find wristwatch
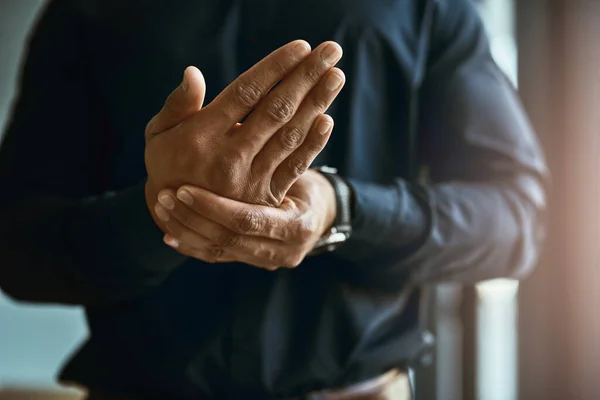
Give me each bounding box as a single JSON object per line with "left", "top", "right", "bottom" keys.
{"left": 309, "top": 166, "right": 353, "bottom": 255}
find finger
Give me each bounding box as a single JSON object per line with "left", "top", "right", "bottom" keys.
{"left": 176, "top": 237, "right": 295, "bottom": 270}
{"left": 204, "top": 40, "right": 311, "bottom": 129}
{"left": 175, "top": 234, "right": 284, "bottom": 270}
{"left": 157, "top": 202, "right": 239, "bottom": 264}
{"left": 174, "top": 186, "right": 299, "bottom": 241}
{"left": 236, "top": 42, "right": 343, "bottom": 154}
{"left": 161, "top": 190, "right": 247, "bottom": 249}
{"left": 159, "top": 189, "right": 284, "bottom": 249}
{"left": 215, "top": 237, "right": 305, "bottom": 269}
{"left": 145, "top": 66, "right": 206, "bottom": 142}
{"left": 271, "top": 114, "right": 334, "bottom": 199}
{"left": 164, "top": 234, "right": 223, "bottom": 263}
{"left": 252, "top": 68, "right": 344, "bottom": 181}
{"left": 159, "top": 190, "right": 299, "bottom": 268}
{"left": 154, "top": 201, "right": 223, "bottom": 257}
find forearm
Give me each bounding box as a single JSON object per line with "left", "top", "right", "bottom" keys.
{"left": 0, "top": 182, "right": 186, "bottom": 305}
{"left": 334, "top": 174, "right": 546, "bottom": 289}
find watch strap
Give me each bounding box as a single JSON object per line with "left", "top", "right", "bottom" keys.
{"left": 309, "top": 166, "right": 353, "bottom": 255}
{"left": 319, "top": 169, "right": 352, "bottom": 233}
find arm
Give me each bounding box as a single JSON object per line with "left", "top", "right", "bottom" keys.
{"left": 335, "top": 0, "right": 548, "bottom": 287}
{"left": 0, "top": 0, "right": 185, "bottom": 305}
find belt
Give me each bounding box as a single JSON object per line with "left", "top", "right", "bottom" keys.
{"left": 85, "top": 370, "right": 412, "bottom": 400}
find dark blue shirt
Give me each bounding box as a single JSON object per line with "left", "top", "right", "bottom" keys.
{"left": 0, "top": 0, "right": 548, "bottom": 398}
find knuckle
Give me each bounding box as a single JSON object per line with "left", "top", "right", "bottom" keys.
{"left": 312, "top": 97, "right": 330, "bottom": 114}
{"left": 222, "top": 149, "right": 246, "bottom": 167}
{"left": 216, "top": 232, "right": 241, "bottom": 248}
{"left": 234, "top": 79, "right": 263, "bottom": 108}
{"left": 216, "top": 150, "right": 246, "bottom": 181}
{"left": 206, "top": 244, "right": 225, "bottom": 259}
{"left": 265, "top": 96, "right": 295, "bottom": 123}
{"left": 278, "top": 125, "right": 304, "bottom": 151}
{"left": 288, "top": 157, "right": 309, "bottom": 177}
{"left": 302, "top": 65, "right": 323, "bottom": 83}
{"left": 235, "top": 209, "right": 266, "bottom": 234}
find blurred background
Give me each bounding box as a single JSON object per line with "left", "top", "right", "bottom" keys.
{"left": 0, "top": 1, "right": 87, "bottom": 398}
{"left": 1, "top": 0, "right": 599, "bottom": 399}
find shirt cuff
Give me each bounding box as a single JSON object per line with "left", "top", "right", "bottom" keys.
{"left": 344, "top": 178, "right": 429, "bottom": 249}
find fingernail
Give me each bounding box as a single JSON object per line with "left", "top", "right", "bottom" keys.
{"left": 177, "top": 189, "right": 193, "bottom": 205}
{"left": 158, "top": 194, "right": 174, "bottom": 210}
{"left": 291, "top": 40, "right": 311, "bottom": 61}
{"left": 321, "top": 43, "right": 342, "bottom": 65}
{"left": 325, "top": 73, "right": 343, "bottom": 91}
{"left": 155, "top": 204, "right": 170, "bottom": 222}
{"left": 164, "top": 235, "right": 179, "bottom": 248}
{"left": 318, "top": 119, "right": 332, "bottom": 135}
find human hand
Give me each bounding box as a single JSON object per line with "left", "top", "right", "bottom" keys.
{"left": 153, "top": 169, "right": 337, "bottom": 269}
{"left": 144, "top": 40, "right": 345, "bottom": 229}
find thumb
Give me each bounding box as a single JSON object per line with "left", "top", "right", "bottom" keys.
{"left": 145, "top": 66, "right": 206, "bottom": 142}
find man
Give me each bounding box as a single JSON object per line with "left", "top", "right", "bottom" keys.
{"left": 0, "top": 0, "right": 548, "bottom": 399}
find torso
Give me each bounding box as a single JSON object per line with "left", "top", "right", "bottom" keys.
{"left": 62, "top": 1, "right": 429, "bottom": 397}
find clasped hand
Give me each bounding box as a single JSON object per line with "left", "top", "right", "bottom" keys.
{"left": 144, "top": 40, "right": 344, "bottom": 269}
{"left": 155, "top": 170, "right": 336, "bottom": 270}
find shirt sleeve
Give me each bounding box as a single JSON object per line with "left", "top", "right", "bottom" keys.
{"left": 0, "top": 0, "right": 186, "bottom": 305}
{"left": 333, "top": 0, "right": 549, "bottom": 290}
